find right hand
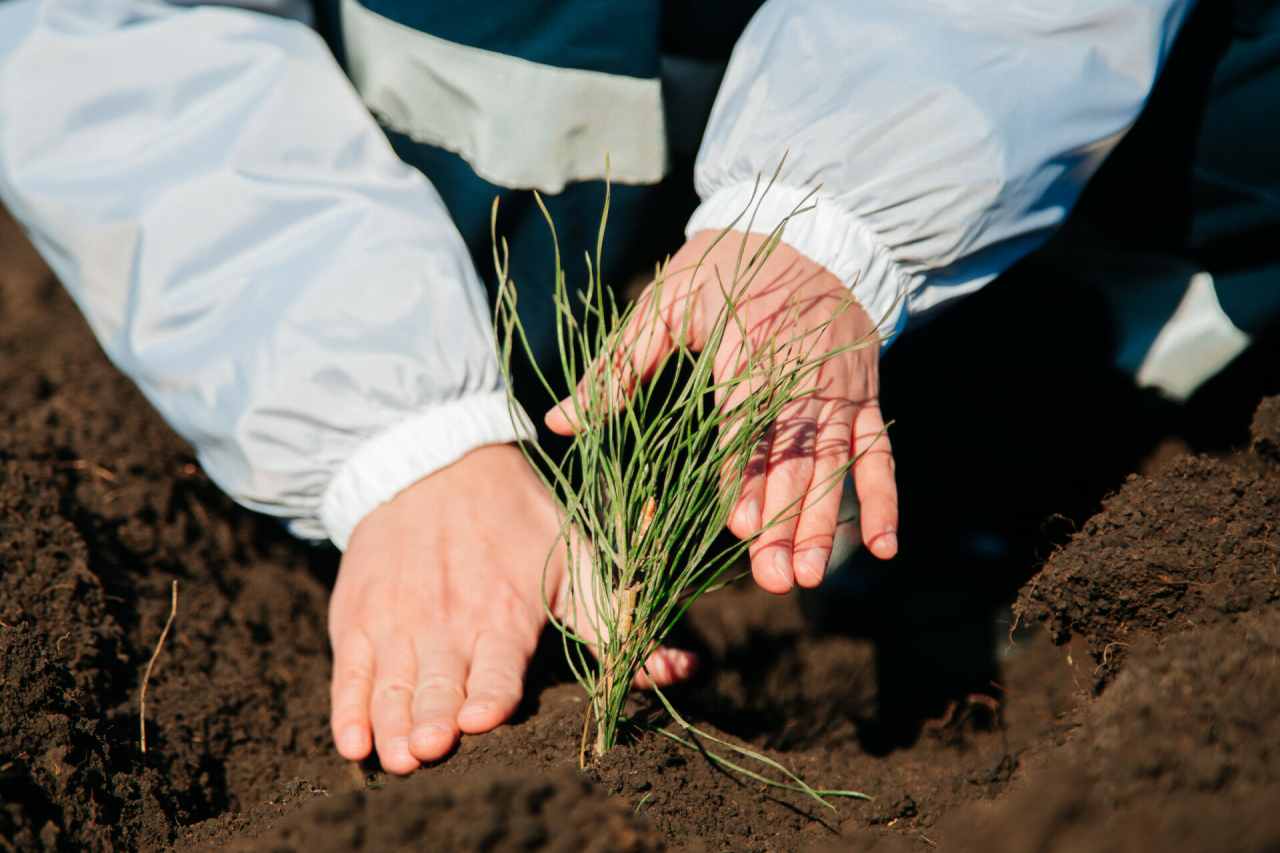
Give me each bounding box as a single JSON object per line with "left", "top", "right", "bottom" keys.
{"left": 545, "top": 231, "right": 899, "bottom": 594}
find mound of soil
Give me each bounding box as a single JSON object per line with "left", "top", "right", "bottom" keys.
{"left": 2, "top": 203, "right": 1279, "bottom": 852}
{"left": 935, "top": 400, "right": 1280, "bottom": 853}
{"left": 940, "top": 608, "right": 1280, "bottom": 853}
{"left": 1015, "top": 451, "right": 1280, "bottom": 685}
{"left": 219, "top": 767, "right": 662, "bottom": 853}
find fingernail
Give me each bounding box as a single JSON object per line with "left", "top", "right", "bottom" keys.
{"left": 412, "top": 722, "right": 447, "bottom": 741}
{"left": 797, "top": 548, "right": 829, "bottom": 583}
{"left": 340, "top": 726, "right": 368, "bottom": 754}
{"left": 878, "top": 527, "right": 898, "bottom": 556}
{"left": 459, "top": 701, "right": 492, "bottom": 719}
{"left": 746, "top": 499, "right": 762, "bottom": 531}
{"left": 772, "top": 548, "right": 792, "bottom": 583}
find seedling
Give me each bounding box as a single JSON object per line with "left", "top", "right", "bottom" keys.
{"left": 493, "top": 164, "right": 885, "bottom": 806}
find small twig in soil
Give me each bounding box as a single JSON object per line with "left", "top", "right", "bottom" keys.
{"left": 53, "top": 459, "right": 116, "bottom": 481}
{"left": 579, "top": 698, "right": 593, "bottom": 770}
{"left": 185, "top": 492, "right": 210, "bottom": 527}
{"left": 1094, "top": 641, "right": 1130, "bottom": 674}
{"left": 140, "top": 580, "right": 178, "bottom": 755}
{"left": 1003, "top": 609, "right": 1022, "bottom": 656}
{"left": 103, "top": 486, "right": 132, "bottom": 505}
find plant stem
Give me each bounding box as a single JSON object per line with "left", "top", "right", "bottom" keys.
{"left": 596, "top": 582, "right": 639, "bottom": 755}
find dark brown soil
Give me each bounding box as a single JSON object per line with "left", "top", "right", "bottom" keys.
{"left": 2, "top": 204, "right": 1279, "bottom": 852}
{"left": 1254, "top": 397, "right": 1280, "bottom": 471}
{"left": 215, "top": 766, "right": 664, "bottom": 853}
{"left": 0, "top": 209, "right": 346, "bottom": 852}
{"left": 940, "top": 608, "right": 1280, "bottom": 853}
{"left": 1015, "top": 452, "right": 1280, "bottom": 686}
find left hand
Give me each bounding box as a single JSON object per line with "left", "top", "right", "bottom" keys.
{"left": 545, "top": 229, "right": 899, "bottom": 594}
{"left": 328, "top": 444, "right": 695, "bottom": 774}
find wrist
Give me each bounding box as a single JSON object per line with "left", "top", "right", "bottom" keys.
{"left": 320, "top": 392, "right": 535, "bottom": 550}
{"left": 344, "top": 443, "right": 531, "bottom": 551}
{"left": 686, "top": 182, "right": 911, "bottom": 342}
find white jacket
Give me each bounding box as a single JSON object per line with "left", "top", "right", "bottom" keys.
{"left": 0, "top": 0, "right": 1194, "bottom": 547}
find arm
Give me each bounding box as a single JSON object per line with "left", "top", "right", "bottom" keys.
{"left": 0, "top": 0, "right": 530, "bottom": 548}
{"left": 548, "top": 0, "right": 1198, "bottom": 591}
{"left": 692, "top": 0, "right": 1198, "bottom": 334}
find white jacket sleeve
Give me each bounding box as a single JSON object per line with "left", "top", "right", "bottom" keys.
{"left": 0, "top": 0, "right": 532, "bottom": 549}
{"left": 689, "top": 0, "right": 1197, "bottom": 340}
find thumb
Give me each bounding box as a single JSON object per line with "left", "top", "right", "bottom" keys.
{"left": 544, "top": 280, "right": 685, "bottom": 435}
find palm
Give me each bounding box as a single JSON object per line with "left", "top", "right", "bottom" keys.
{"left": 546, "top": 230, "right": 898, "bottom": 594}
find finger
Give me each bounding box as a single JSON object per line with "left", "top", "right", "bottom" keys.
{"left": 717, "top": 303, "right": 771, "bottom": 541}
{"left": 548, "top": 528, "right": 598, "bottom": 634}
{"left": 330, "top": 632, "right": 375, "bottom": 761}
{"left": 726, "top": 431, "right": 768, "bottom": 541}
{"left": 852, "top": 402, "right": 898, "bottom": 559}
{"left": 406, "top": 646, "right": 468, "bottom": 764}
{"left": 458, "top": 629, "right": 535, "bottom": 735}
{"left": 545, "top": 276, "right": 691, "bottom": 435}
{"left": 369, "top": 644, "right": 422, "bottom": 774}
{"left": 791, "top": 398, "right": 855, "bottom": 587}
{"left": 748, "top": 398, "right": 820, "bottom": 594}
{"left": 634, "top": 646, "right": 699, "bottom": 690}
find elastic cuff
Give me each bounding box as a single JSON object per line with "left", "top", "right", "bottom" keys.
{"left": 686, "top": 181, "right": 913, "bottom": 342}
{"left": 316, "top": 390, "right": 536, "bottom": 550}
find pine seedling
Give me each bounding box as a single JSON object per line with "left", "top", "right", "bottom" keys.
{"left": 493, "top": 165, "right": 887, "bottom": 806}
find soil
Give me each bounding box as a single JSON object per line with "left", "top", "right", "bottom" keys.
{"left": 2, "top": 204, "right": 1279, "bottom": 852}
{"left": 1015, "top": 452, "right": 1280, "bottom": 687}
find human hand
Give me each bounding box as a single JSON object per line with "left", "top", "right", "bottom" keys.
{"left": 328, "top": 444, "right": 696, "bottom": 774}
{"left": 545, "top": 230, "right": 898, "bottom": 594}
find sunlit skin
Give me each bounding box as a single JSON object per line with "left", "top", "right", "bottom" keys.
{"left": 546, "top": 230, "right": 900, "bottom": 591}
{"left": 327, "top": 444, "right": 695, "bottom": 774}
{"left": 328, "top": 230, "right": 898, "bottom": 773}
